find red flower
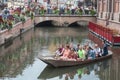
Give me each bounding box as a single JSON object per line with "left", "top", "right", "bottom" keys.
{"left": 40, "top": 6, "right": 44, "bottom": 10}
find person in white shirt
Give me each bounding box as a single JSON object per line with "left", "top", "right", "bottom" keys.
{"left": 94, "top": 44, "right": 102, "bottom": 57}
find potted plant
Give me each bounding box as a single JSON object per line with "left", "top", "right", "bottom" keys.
{"left": 40, "top": 6, "right": 45, "bottom": 16}
{"left": 7, "top": 20, "right": 13, "bottom": 30}
{"left": 20, "top": 14, "right": 26, "bottom": 24}
{"left": 30, "top": 11, "right": 34, "bottom": 20}
{"left": 53, "top": 7, "right": 59, "bottom": 15}
{"left": 66, "top": 8, "right": 71, "bottom": 15}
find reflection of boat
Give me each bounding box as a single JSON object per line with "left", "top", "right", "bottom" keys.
{"left": 38, "top": 52, "right": 112, "bottom": 67}
{"left": 38, "top": 65, "right": 80, "bottom": 79}
{"left": 38, "top": 59, "right": 111, "bottom": 79}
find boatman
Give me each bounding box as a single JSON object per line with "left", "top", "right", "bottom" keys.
{"left": 102, "top": 40, "right": 109, "bottom": 56}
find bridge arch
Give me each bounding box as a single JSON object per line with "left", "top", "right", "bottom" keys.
{"left": 34, "top": 16, "right": 96, "bottom": 27}
{"left": 68, "top": 20, "right": 89, "bottom": 27}
{"left": 36, "top": 20, "right": 62, "bottom": 27}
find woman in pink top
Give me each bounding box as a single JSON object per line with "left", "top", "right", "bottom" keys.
{"left": 60, "top": 45, "right": 71, "bottom": 60}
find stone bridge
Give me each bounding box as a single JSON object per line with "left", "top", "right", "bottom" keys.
{"left": 34, "top": 15, "right": 97, "bottom": 27}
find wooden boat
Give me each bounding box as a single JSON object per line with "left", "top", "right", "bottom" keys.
{"left": 38, "top": 59, "right": 111, "bottom": 79}
{"left": 38, "top": 52, "right": 112, "bottom": 67}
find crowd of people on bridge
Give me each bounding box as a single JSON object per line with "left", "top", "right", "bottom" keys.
{"left": 34, "top": 4, "right": 96, "bottom": 16}
{"left": 55, "top": 40, "right": 109, "bottom": 61}
{"left": 0, "top": 3, "right": 96, "bottom": 31}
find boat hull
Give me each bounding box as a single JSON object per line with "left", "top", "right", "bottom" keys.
{"left": 39, "top": 53, "right": 112, "bottom": 67}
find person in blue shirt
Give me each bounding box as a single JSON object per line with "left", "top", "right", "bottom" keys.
{"left": 102, "top": 40, "right": 109, "bottom": 56}
{"left": 87, "top": 47, "right": 96, "bottom": 59}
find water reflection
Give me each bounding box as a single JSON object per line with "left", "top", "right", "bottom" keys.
{"left": 0, "top": 27, "right": 89, "bottom": 80}
{"left": 0, "top": 27, "right": 119, "bottom": 80}
{"left": 88, "top": 32, "right": 120, "bottom": 80}
{"left": 38, "top": 59, "right": 111, "bottom": 80}
{"left": 35, "top": 27, "right": 90, "bottom": 55}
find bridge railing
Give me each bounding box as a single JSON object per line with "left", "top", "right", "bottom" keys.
{"left": 34, "top": 14, "right": 96, "bottom": 17}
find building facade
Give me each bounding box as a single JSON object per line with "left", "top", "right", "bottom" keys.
{"left": 97, "top": 0, "right": 120, "bottom": 31}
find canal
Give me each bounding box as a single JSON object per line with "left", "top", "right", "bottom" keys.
{"left": 0, "top": 27, "right": 120, "bottom": 80}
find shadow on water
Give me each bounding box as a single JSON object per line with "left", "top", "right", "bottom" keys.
{"left": 38, "top": 59, "right": 111, "bottom": 80}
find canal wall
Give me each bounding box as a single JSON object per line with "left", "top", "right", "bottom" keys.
{"left": 0, "top": 18, "right": 35, "bottom": 46}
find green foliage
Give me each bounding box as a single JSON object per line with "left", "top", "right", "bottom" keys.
{"left": 21, "top": 15, "right": 26, "bottom": 23}
{"left": 0, "top": 23, "right": 3, "bottom": 30}
{"left": 0, "top": 21, "right": 13, "bottom": 30}
{"left": 40, "top": 10, "right": 45, "bottom": 16}
{"left": 8, "top": 23, "right": 13, "bottom": 30}
{"left": 13, "top": 14, "right": 21, "bottom": 22}
{"left": 30, "top": 12, "right": 34, "bottom": 20}
{"left": 90, "top": 10, "right": 96, "bottom": 16}
{"left": 2, "top": 22, "right": 8, "bottom": 30}
{"left": 25, "top": 10, "right": 31, "bottom": 17}
{"left": 75, "top": 9, "right": 83, "bottom": 15}
{"left": 53, "top": 10, "right": 59, "bottom": 14}
{"left": 67, "top": 9, "right": 71, "bottom": 15}
{"left": 77, "top": 9, "right": 83, "bottom": 15}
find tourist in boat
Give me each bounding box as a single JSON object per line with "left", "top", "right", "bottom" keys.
{"left": 69, "top": 42, "right": 76, "bottom": 51}
{"left": 68, "top": 48, "right": 78, "bottom": 60}
{"left": 60, "top": 45, "right": 71, "bottom": 60}
{"left": 94, "top": 44, "right": 102, "bottom": 57}
{"left": 102, "top": 40, "right": 109, "bottom": 56}
{"left": 77, "top": 46, "right": 85, "bottom": 60}
{"left": 87, "top": 47, "right": 96, "bottom": 59}
{"left": 55, "top": 44, "right": 65, "bottom": 56}
{"left": 75, "top": 44, "right": 80, "bottom": 52}
{"left": 83, "top": 45, "right": 89, "bottom": 59}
